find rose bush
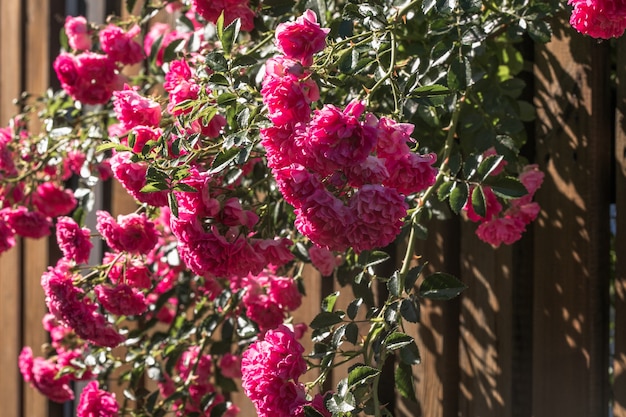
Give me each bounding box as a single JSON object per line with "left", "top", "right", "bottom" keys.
{"left": 1, "top": 0, "right": 617, "bottom": 416}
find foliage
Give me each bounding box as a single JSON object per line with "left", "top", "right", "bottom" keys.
{"left": 0, "top": 0, "right": 577, "bottom": 416}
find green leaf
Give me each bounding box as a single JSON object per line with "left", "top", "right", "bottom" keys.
{"left": 471, "top": 186, "right": 486, "bottom": 218}
{"left": 399, "top": 341, "right": 421, "bottom": 365}
{"left": 385, "top": 332, "right": 414, "bottom": 351}
{"left": 448, "top": 57, "right": 471, "bottom": 90}
{"left": 321, "top": 291, "right": 339, "bottom": 313}
{"left": 172, "top": 182, "right": 198, "bottom": 193}
{"left": 437, "top": 180, "right": 454, "bottom": 201}
{"left": 168, "top": 192, "right": 179, "bottom": 217}
{"left": 303, "top": 405, "right": 326, "bottom": 417}
{"left": 400, "top": 297, "right": 420, "bottom": 323}
{"left": 347, "top": 297, "right": 363, "bottom": 320}
{"left": 345, "top": 322, "right": 359, "bottom": 344}
{"left": 126, "top": 0, "right": 137, "bottom": 14}
{"left": 362, "top": 250, "right": 390, "bottom": 268}
{"left": 140, "top": 182, "right": 169, "bottom": 193}
{"left": 410, "top": 84, "right": 452, "bottom": 98}
{"left": 484, "top": 176, "right": 528, "bottom": 198}
{"left": 395, "top": 362, "right": 417, "bottom": 402}
{"left": 206, "top": 52, "right": 229, "bottom": 73}
{"left": 419, "top": 272, "right": 467, "bottom": 300}
{"left": 422, "top": 0, "right": 436, "bottom": 13}
{"left": 449, "top": 182, "right": 469, "bottom": 214}
{"left": 347, "top": 365, "right": 380, "bottom": 389}
{"left": 404, "top": 265, "right": 424, "bottom": 292}
{"left": 387, "top": 271, "right": 400, "bottom": 297}
{"left": 310, "top": 311, "right": 344, "bottom": 329}
{"left": 217, "top": 92, "right": 238, "bottom": 106}
{"left": 96, "top": 142, "right": 132, "bottom": 153}
{"left": 219, "top": 18, "right": 241, "bottom": 55}
{"left": 209, "top": 147, "right": 240, "bottom": 174}
{"left": 477, "top": 155, "right": 504, "bottom": 181}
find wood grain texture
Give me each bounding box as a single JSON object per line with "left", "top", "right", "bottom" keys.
{"left": 0, "top": 0, "right": 23, "bottom": 415}
{"left": 532, "top": 17, "right": 611, "bottom": 416}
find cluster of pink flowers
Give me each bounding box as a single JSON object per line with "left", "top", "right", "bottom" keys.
{"left": 164, "top": 58, "right": 227, "bottom": 139}
{"left": 41, "top": 259, "right": 125, "bottom": 347}
{"left": 55, "top": 17, "right": 146, "bottom": 104}
{"left": 169, "top": 166, "right": 294, "bottom": 278}
{"left": 0, "top": 180, "right": 79, "bottom": 254}
{"left": 19, "top": 314, "right": 94, "bottom": 403}
{"left": 232, "top": 270, "right": 302, "bottom": 332}
{"left": 191, "top": 0, "right": 256, "bottom": 32}
{"left": 241, "top": 325, "right": 330, "bottom": 417}
{"left": 465, "top": 164, "right": 544, "bottom": 247}
{"left": 158, "top": 346, "right": 239, "bottom": 417}
{"left": 260, "top": 11, "right": 437, "bottom": 252}
{"left": 569, "top": 0, "right": 626, "bottom": 38}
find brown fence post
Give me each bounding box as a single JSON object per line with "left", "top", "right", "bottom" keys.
{"left": 532, "top": 16, "right": 611, "bottom": 416}
{"left": 612, "top": 35, "right": 626, "bottom": 417}
{"left": 0, "top": 0, "right": 24, "bottom": 415}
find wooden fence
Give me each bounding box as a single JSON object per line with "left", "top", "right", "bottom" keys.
{"left": 1, "top": 2, "right": 625, "bottom": 416}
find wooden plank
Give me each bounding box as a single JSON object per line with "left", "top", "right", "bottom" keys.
{"left": 532, "top": 17, "right": 611, "bottom": 416}
{"left": 397, "top": 218, "right": 460, "bottom": 417}
{"left": 458, "top": 224, "right": 514, "bottom": 417}
{"left": 22, "top": 0, "right": 59, "bottom": 415}
{"left": 0, "top": 0, "right": 24, "bottom": 415}
{"left": 612, "top": 35, "right": 626, "bottom": 417}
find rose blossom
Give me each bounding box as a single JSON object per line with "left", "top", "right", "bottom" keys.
{"left": 303, "top": 102, "right": 377, "bottom": 175}
{"left": 113, "top": 85, "right": 162, "bottom": 131}
{"left": 475, "top": 216, "right": 526, "bottom": 248}
{"left": 77, "top": 381, "right": 119, "bottom": 417}
{"left": 464, "top": 186, "right": 503, "bottom": 222}
{"left": 56, "top": 216, "right": 93, "bottom": 263}
{"left": 275, "top": 10, "right": 330, "bottom": 66}
{"left": 4, "top": 206, "right": 52, "bottom": 239}
{"left": 262, "top": 72, "right": 319, "bottom": 126}
{"left": 99, "top": 24, "right": 144, "bottom": 65}
{"left": 347, "top": 185, "right": 408, "bottom": 252}
{"left": 569, "top": 0, "right": 626, "bottom": 39}
{"left": 96, "top": 211, "right": 159, "bottom": 255}
{"left": 308, "top": 245, "right": 342, "bottom": 276}
{"left": 32, "top": 182, "right": 77, "bottom": 218}
{"left": 95, "top": 284, "right": 147, "bottom": 316}
{"left": 19, "top": 347, "right": 74, "bottom": 403}
{"left": 109, "top": 151, "right": 169, "bottom": 206}
{"left": 219, "top": 353, "right": 242, "bottom": 379}
{"left": 64, "top": 16, "right": 92, "bottom": 51}
{"left": 191, "top": 0, "right": 256, "bottom": 32}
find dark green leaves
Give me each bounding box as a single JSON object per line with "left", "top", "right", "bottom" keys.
{"left": 419, "top": 272, "right": 467, "bottom": 300}
{"left": 347, "top": 365, "right": 380, "bottom": 389}
{"left": 484, "top": 176, "right": 528, "bottom": 198}
{"left": 310, "top": 311, "right": 344, "bottom": 329}
{"left": 216, "top": 14, "right": 241, "bottom": 55}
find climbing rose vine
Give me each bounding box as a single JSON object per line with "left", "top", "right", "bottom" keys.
{"left": 0, "top": 0, "right": 610, "bottom": 415}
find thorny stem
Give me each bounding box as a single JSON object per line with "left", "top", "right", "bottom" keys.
{"left": 399, "top": 93, "right": 465, "bottom": 281}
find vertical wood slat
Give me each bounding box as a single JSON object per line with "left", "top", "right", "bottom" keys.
{"left": 22, "top": 0, "right": 63, "bottom": 416}
{"left": 532, "top": 18, "right": 611, "bottom": 417}
{"left": 399, "top": 218, "right": 460, "bottom": 417}
{"left": 458, "top": 228, "right": 514, "bottom": 417}
{"left": 612, "top": 36, "right": 626, "bottom": 417}
{"left": 0, "top": 0, "right": 23, "bottom": 415}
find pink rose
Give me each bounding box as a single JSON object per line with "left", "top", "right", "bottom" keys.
{"left": 275, "top": 10, "right": 330, "bottom": 66}
{"left": 77, "top": 381, "right": 119, "bottom": 417}
{"left": 113, "top": 85, "right": 162, "bottom": 131}
{"left": 65, "top": 16, "right": 92, "bottom": 50}
{"left": 99, "top": 24, "right": 144, "bottom": 65}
